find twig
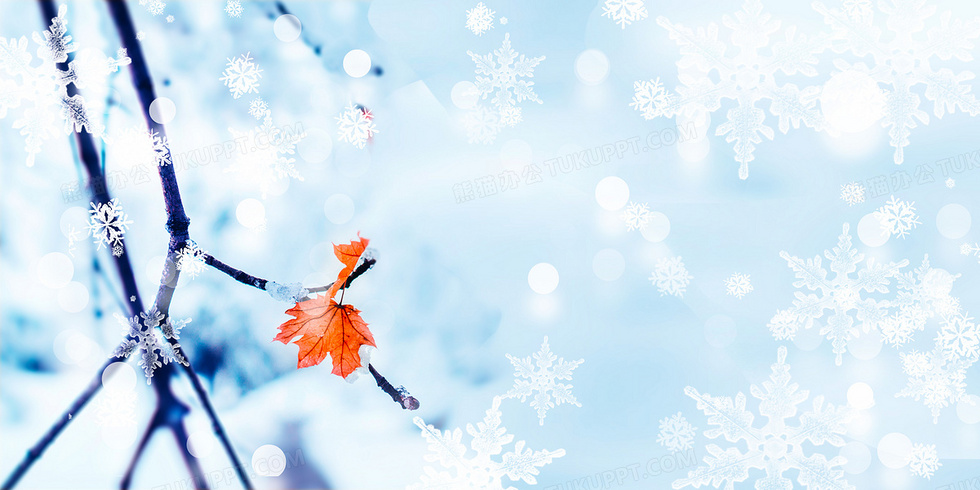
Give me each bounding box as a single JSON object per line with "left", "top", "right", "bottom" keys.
{"left": 369, "top": 365, "right": 420, "bottom": 411}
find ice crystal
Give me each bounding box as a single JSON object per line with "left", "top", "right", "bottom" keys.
{"left": 602, "top": 0, "right": 648, "bottom": 29}
{"left": 336, "top": 103, "right": 378, "bottom": 149}
{"left": 88, "top": 198, "right": 134, "bottom": 257}
{"left": 674, "top": 346, "right": 855, "bottom": 490}
{"left": 465, "top": 2, "right": 495, "bottom": 36}
{"left": 896, "top": 342, "right": 970, "bottom": 423}
{"left": 224, "top": 0, "right": 243, "bottom": 18}
{"left": 220, "top": 52, "right": 262, "bottom": 99}
{"left": 111, "top": 308, "right": 190, "bottom": 382}
{"left": 657, "top": 412, "right": 697, "bottom": 453}
{"left": 621, "top": 201, "right": 651, "bottom": 231}
{"left": 873, "top": 195, "right": 920, "bottom": 239}
{"left": 175, "top": 240, "right": 207, "bottom": 279}
{"left": 769, "top": 223, "right": 908, "bottom": 365}
{"left": 724, "top": 273, "right": 753, "bottom": 299}
{"left": 503, "top": 336, "right": 584, "bottom": 426}
{"left": 840, "top": 182, "right": 866, "bottom": 206}
{"left": 409, "top": 396, "right": 565, "bottom": 489}
{"left": 650, "top": 256, "right": 693, "bottom": 298}
{"left": 909, "top": 443, "right": 941, "bottom": 479}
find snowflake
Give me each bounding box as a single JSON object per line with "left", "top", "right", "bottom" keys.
{"left": 724, "top": 273, "right": 753, "bottom": 299}
{"left": 881, "top": 256, "right": 960, "bottom": 346}
{"left": 0, "top": 5, "right": 131, "bottom": 166}
{"left": 111, "top": 308, "right": 190, "bottom": 382}
{"left": 166, "top": 15, "right": 174, "bottom": 23}
{"left": 896, "top": 342, "right": 970, "bottom": 423}
{"left": 465, "top": 2, "right": 495, "bottom": 36}
{"left": 139, "top": 0, "right": 166, "bottom": 16}
{"left": 909, "top": 443, "right": 941, "bottom": 479}
{"left": 227, "top": 112, "right": 306, "bottom": 197}
{"left": 621, "top": 201, "right": 651, "bottom": 231}
{"left": 108, "top": 126, "right": 171, "bottom": 167}
{"left": 66, "top": 224, "right": 80, "bottom": 257}
{"left": 462, "top": 104, "right": 502, "bottom": 144}
{"left": 644, "top": 1, "right": 829, "bottom": 179}
{"left": 657, "top": 412, "right": 697, "bottom": 453}
{"left": 136, "top": 31, "right": 146, "bottom": 41}
{"left": 88, "top": 199, "right": 134, "bottom": 257}
{"left": 873, "top": 195, "right": 920, "bottom": 239}
{"left": 768, "top": 223, "right": 907, "bottom": 365}
{"left": 650, "top": 256, "right": 693, "bottom": 298}
{"left": 464, "top": 34, "right": 545, "bottom": 144}
{"left": 839, "top": 182, "right": 866, "bottom": 206}
{"left": 94, "top": 389, "right": 137, "bottom": 428}
{"left": 503, "top": 336, "right": 583, "bottom": 426}
{"left": 500, "top": 17, "right": 508, "bottom": 25}
{"left": 630, "top": 78, "right": 674, "bottom": 120}
{"left": 675, "top": 346, "right": 855, "bottom": 490}
{"left": 946, "top": 178, "right": 956, "bottom": 188}
{"left": 962, "top": 242, "right": 980, "bottom": 263}
{"left": 409, "top": 396, "right": 565, "bottom": 489}
{"left": 224, "top": 0, "right": 243, "bottom": 18}
{"left": 814, "top": 2, "right": 980, "bottom": 165}
{"left": 602, "top": 0, "right": 648, "bottom": 29}
{"left": 935, "top": 312, "right": 979, "bottom": 362}
{"left": 175, "top": 240, "right": 207, "bottom": 279}
{"left": 247, "top": 97, "right": 268, "bottom": 119}
{"left": 220, "top": 52, "right": 262, "bottom": 99}
{"left": 130, "top": 296, "right": 136, "bottom": 302}
{"left": 336, "top": 103, "right": 378, "bottom": 149}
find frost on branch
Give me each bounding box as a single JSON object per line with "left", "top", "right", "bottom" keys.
{"left": 674, "top": 346, "right": 856, "bottom": 490}
{"left": 266, "top": 281, "right": 309, "bottom": 303}
{"left": 111, "top": 308, "right": 190, "bottom": 383}
{"left": 503, "top": 336, "right": 583, "bottom": 425}
{"left": 175, "top": 240, "right": 207, "bottom": 279}
{"left": 409, "top": 396, "right": 565, "bottom": 490}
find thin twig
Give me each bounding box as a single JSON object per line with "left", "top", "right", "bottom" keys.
{"left": 369, "top": 365, "right": 420, "bottom": 410}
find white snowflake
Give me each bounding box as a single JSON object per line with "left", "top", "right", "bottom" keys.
{"left": 503, "top": 336, "right": 583, "bottom": 426}
{"left": 897, "top": 342, "right": 970, "bottom": 423}
{"left": 621, "top": 201, "right": 651, "bottom": 231}
{"left": 839, "top": 182, "right": 866, "bottom": 206}
{"left": 462, "top": 104, "right": 502, "bottom": 144}
{"left": 136, "top": 31, "right": 146, "bottom": 41}
{"left": 676, "top": 346, "right": 855, "bottom": 490}
{"left": 650, "top": 256, "right": 693, "bottom": 298}
{"left": 409, "top": 396, "right": 565, "bottom": 489}
{"left": 657, "top": 412, "right": 697, "bottom": 453}
{"left": 873, "top": 195, "right": 920, "bottom": 239}
{"left": 220, "top": 52, "right": 262, "bottom": 99}
{"left": 724, "top": 273, "right": 753, "bottom": 299}
{"left": 465, "top": 2, "right": 495, "bottom": 36}
{"left": 224, "top": 0, "right": 243, "bottom": 18}
{"left": 643, "top": 1, "right": 829, "bottom": 179}
{"left": 500, "top": 17, "right": 508, "bottom": 25}
{"left": 111, "top": 308, "right": 190, "bottom": 382}
{"left": 139, "top": 0, "right": 166, "bottom": 16}
{"left": 630, "top": 78, "right": 674, "bottom": 120}
{"left": 602, "top": 0, "right": 648, "bottom": 29}
{"left": 814, "top": 1, "right": 980, "bottom": 165}
{"left": 66, "top": 224, "right": 80, "bottom": 257}
{"left": 768, "top": 223, "right": 907, "bottom": 365}
{"left": 88, "top": 198, "right": 134, "bottom": 257}
{"left": 336, "top": 103, "right": 378, "bottom": 149}
{"left": 166, "top": 15, "right": 174, "bottom": 23}
{"left": 881, "top": 256, "right": 960, "bottom": 346}
{"left": 108, "top": 126, "right": 171, "bottom": 167}
{"left": 464, "top": 34, "right": 545, "bottom": 144}
{"left": 962, "top": 242, "right": 980, "bottom": 263}
{"left": 94, "top": 389, "right": 137, "bottom": 428}
{"left": 227, "top": 112, "right": 306, "bottom": 197}
{"left": 909, "top": 443, "right": 941, "bottom": 479}
{"left": 247, "top": 97, "right": 268, "bottom": 119}
{"left": 935, "top": 312, "right": 979, "bottom": 362}
{"left": 175, "top": 240, "right": 207, "bottom": 279}
{"left": 0, "top": 5, "right": 131, "bottom": 166}
{"left": 946, "top": 178, "right": 956, "bottom": 188}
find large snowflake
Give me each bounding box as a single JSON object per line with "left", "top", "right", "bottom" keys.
{"left": 227, "top": 112, "right": 305, "bottom": 197}
{"left": 813, "top": 1, "right": 980, "bottom": 164}
{"left": 464, "top": 34, "right": 545, "bottom": 144}
{"left": 909, "top": 443, "right": 941, "bottom": 479}
{"left": 409, "top": 396, "right": 565, "bottom": 489}
{"left": 896, "top": 342, "right": 970, "bottom": 423}
{"left": 650, "top": 256, "right": 693, "bottom": 298}
{"left": 336, "top": 103, "right": 378, "bottom": 149}
{"left": 220, "top": 52, "right": 262, "bottom": 99}
{"left": 111, "top": 308, "right": 190, "bottom": 383}
{"left": 0, "top": 5, "right": 130, "bottom": 166}
{"left": 768, "top": 223, "right": 907, "bottom": 365}
{"left": 674, "top": 346, "right": 855, "bottom": 490}
{"left": 657, "top": 412, "right": 697, "bottom": 453}
{"left": 503, "top": 336, "right": 583, "bottom": 426}
{"left": 638, "top": 0, "right": 829, "bottom": 179}
{"left": 602, "top": 0, "right": 648, "bottom": 30}
{"left": 88, "top": 198, "right": 134, "bottom": 257}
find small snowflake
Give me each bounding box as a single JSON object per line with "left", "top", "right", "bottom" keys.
{"left": 336, "top": 103, "right": 378, "bottom": 149}
{"left": 66, "top": 224, "right": 80, "bottom": 257}
{"left": 410, "top": 396, "right": 565, "bottom": 489}
{"left": 130, "top": 296, "right": 136, "bottom": 302}
{"left": 621, "top": 201, "right": 651, "bottom": 231}
{"left": 465, "top": 2, "right": 495, "bottom": 36}
{"left": 111, "top": 308, "right": 189, "bottom": 382}
{"left": 175, "top": 240, "right": 207, "bottom": 279}
{"left": 504, "top": 336, "right": 584, "bottom": 425}
{"left": 936, "top": 312, "right": 979, "bottom": 362}
{"left": 166, "top": 15, "right": 174, "bottom": 23}
{"left": 874, "top": 195, "right": 920, "bottom": 239}
{"left": 946, "top": 178, "right": 956, "bottom": 188}
{"left": 602, "top": 0, "right": 648, "bottom": 29}
{"left": 724, "top": 273, "right": 753, "bottom": 299}
{"left": 88, "top": 198, "right": 134, "bottom": 255}
{"left": 630, "top": 78, "right": 673, "bottom": 120}
{"left": 961, "top": 242, "right": 980, "bottom": 263}
{"left": 909, "top": 443, "right": 941, "bottom": 479}
{"left": 657, "top": 412, "right": 697, "bottom": 453}
{"left": 135, "top": 31, "right": 146, "bottom": 41}
{"left": 840, "top": 182, "right": 866, "bottom": 206}
{"left": 139, "top": 0, "right": 166, "bottom": 16}
{"left": 224, "top": 0, "right": 243, "bottom": 18}
{"left": 220, "top": 52, "right": 263, "bottom": 99}
{"left": 500, "top": 17, "right": 508, "bottom": 25}
{"left": 650, "top": 256, "right": 693, "bottom": 298}
{"left": 94, "top": 389, "right": 137, "bottom": 428}
{"left": 247, "top": 97, "right": 269, "bottom": 119}
{"left": 227, "top": 113, "right": 306, "bottom": 197}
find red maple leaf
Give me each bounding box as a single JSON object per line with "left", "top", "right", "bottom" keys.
{"left": 274, "top": 296, "right": 376, "bottom": 377}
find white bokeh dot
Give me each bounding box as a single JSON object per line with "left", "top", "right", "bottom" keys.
{"left": 574, "top": 49, "right": 609, "bottom": 85}
{"left": 323, "top": 194, "right": 355, "bottom": 225}
{"left": 592, "top": 248, "right": 625, "bottom": 281}
{"left": 103, "top": 362, "right": 138, "bottom": 392}
{"left": 273, "top": 14, "right": 302, "bottom": 42}
{"left": 149, "top": 97, "right": 176, "bottom": 124}
{"left": 640, "top": 212, "right": 670, "bottom": 242}
{"left": 595, "top": 176, "right": 629, "bottom": 211}
{"left": 704, "top": 314, "right": 737, "bottom": 348}
{"left": 343, "top": 49, "right": 372, "bottom": 78}
{"left": 236, "top": 198, "right": 266, "bottom": 229}
{"left": 252, "top": 444, "right": 287, "bottom": 477}
{"left": 187, "top": 431, "right": 216, "bottom": 459}
{"left": 857, "top": 214, "right": 889, "bottom": 247}
{"left": 957, "top": 394, "right": 980, "bottom": 424}
{"left": 53, "top": 330, "right": 94, "bottom": 365}
{"left": 877, "top": 432, "right": 913, "bottom": 469}
{"left": 37, "top": 252, "right": 74, "bottom": 289}
{"left": 847, "top": 382, "right": 875, "bottom": 410}
{"left": 297, "top": 128, "right": 332, "bottom": 163}
{"left": 58, "top": 281, "right": 90, "bottom": 313}
{"left": 820, "top": 70, "right": 885, "bottom": 133}
{"left": 840, "top": 441, "right": 872, "bottom": 474}
{"left": 528, "top": 263, "right": 559, "bottom": 294}
{"left": 451, "top": 81, "right": 480, "bottom": 110}
{"left": 936, "top": 203, "right": 971, "bottom": 239}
